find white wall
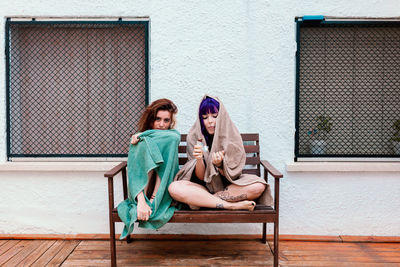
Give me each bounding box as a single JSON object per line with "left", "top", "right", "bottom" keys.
{"left": 1, "top": 0, "right": 400, "bottom": 236}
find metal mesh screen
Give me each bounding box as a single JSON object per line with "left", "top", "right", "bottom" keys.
{"left": 7, "top": 21, "right": 148, "bottom": 157}
{"left": 297, "top": 22, "right": 400, "bottom": 157}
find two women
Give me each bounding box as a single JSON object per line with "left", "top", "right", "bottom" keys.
{"left": 120, "top": 95, "right": 272, "bottom": 236}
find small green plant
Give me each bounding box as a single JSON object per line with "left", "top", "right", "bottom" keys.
{"left": 307, "top": 115, "right": 332, "bottom": 140}
{"left": 391, "top": 119, "right": 400, "bottom": 142}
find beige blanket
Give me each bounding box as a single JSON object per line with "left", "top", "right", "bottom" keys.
{"left": 174, "top": 95, "right": 273, "bottom": 206}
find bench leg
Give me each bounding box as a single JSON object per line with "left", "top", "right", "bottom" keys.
{"left": 110, "top": 222, "right": 116, "bottom": 267}
{"left": 262, "top": 223, "right": 267, "bottom": 244}
{"left": 273, "top": 221, "right": 279, "bottom": 267}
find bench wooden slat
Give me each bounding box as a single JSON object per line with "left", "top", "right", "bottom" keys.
{"left": 242, "top": 169, "right": 260, "bottom": 175}
{"left": 244, "top": 145, "right": 259, "bottom": 153}
{"left": 180, "top": 135, "right": 187, "bottom": 141}
{"left": 181, "top": 133, "right": 258, "bottom": 142}
{"left": 169, "top": 213, "right": 276, "bottom": 223}
{"left": 179, "top": 157, "right": 260, "bottom": 166}
{"left": 179, "top": 158, "right": 188, "bottom": 165}
{"left": 112, "top": 206, "right": 275, "bottom": 223}
{"left": 246, "top": 157, "right": 260, "bottom": 165}
{"left": 179, "top": 145, "right": 259, "bottom": 153}
{"left": 240, "top": 133, "right": 259, "bottom": 141}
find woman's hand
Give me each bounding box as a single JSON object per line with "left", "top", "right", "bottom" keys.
{"left": 212, "top": 150, "right": 225, "bottom": 167}
{"left": 136, "top": 192, "right": 152, "bottom": 221}
{"left": 131, "top": 134, "right": 140, "bottom": 145}
{"left": 193, "top": 144, "right": 204, "bottom": 160}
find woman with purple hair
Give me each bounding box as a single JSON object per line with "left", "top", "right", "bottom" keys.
{"left": 169, "top": 95, "right": 272, "bottom": 211}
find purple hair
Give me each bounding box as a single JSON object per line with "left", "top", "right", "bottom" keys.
{"left": 199, "top": 97, "right": 220, "bottom": 147}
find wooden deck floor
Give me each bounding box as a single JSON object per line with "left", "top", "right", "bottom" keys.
{"left": 1, "top": 238, "right": 400, "bottom": 266}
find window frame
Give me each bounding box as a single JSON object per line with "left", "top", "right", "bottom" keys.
{"left": 295, "top": 17, "right": 400, "bottom": 161}
{"left": 5, "top": 18, "right": 150, "bottom": 160}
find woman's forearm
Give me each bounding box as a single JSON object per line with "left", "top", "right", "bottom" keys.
{"left": 137, "top": 191, "right": 145, "bottom": 202}
{"left": 195, "top": 159, "right": 206, "bottom": 180}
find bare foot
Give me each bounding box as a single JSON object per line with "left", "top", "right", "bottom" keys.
{"left": 226, "top": 200, "right": 256, "bottom": 211}
{"left": 189, "top": 204, "right": 200, "bottom": 210}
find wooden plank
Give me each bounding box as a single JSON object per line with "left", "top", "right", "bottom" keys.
{"left": 17, "top": 240, "right": 56, "bottom": 267}
{"left": 240, "top": 133, "right": 259, "bottom": 141}
{"left": 0, "top": 240, "right": 7, "bottom": 247}
{"left": 180, "top": 134, "right": 259, "bottom": 143}
{"left": 279, "top": 235, "right": 342, "bottom": 242}
{"left": 104, "top": 161, "right": 127, "bottom": 178}
{"left": 4, "top": 234, "right": 397, "bottom": 243}
{"left": 2, "top": 240, "right": 44, "bottom": 267}
{"left": 179, "top": 156, "right": 261, "bottom": 165}
{"left": 244, "top": 145, "right": 259, "bottom": 153}
{"left": 246, "top": 157, "right": 260, "bottom": 165}
{"left": 178, "top": 158, "right": 188, "bottom": 165}
{"left": 180, "top": 134, "right": 187, "bottom": 142}
{"left": 280, "top": 262, "right": 400, "bottom": 267}
{"left": 341, "top": 235, "right": 400, "bottom": 243}
{"left": 0, "top": 240, "right": 21, "bottom": 256}
{"left": 242, "top": 168, "right": 260, "bottom": 175}
{"left": 60, "top": 259, "right": 111, "bottom": 267}
{"left": 0, "top": 240, "right": 27, "bottom": 265}
{"left": 45, "top": 240, "right": 80, "bottom": 266}
{"left": 30, "top": 240, "right": 66, "bottom": 267}
{"left": 74, "top": 240, "right": 269, "bottom": 254}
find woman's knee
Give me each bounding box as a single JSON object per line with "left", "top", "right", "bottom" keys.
{"left": 249, "top": 183, "right": 266, "bottom": 198}
{"left": 168, "top": 181, "right": 187, "bottom": 199}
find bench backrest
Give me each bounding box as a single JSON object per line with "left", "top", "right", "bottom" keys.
{"left": 178, "top": 133, "right": 260, "bottom": 176}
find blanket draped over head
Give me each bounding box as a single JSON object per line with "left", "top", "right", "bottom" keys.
{"left": 174, "top": 95, "right": 273, "bottom": 206}
{"left": 117, "top": 129, "right": 180, "bottom": 239}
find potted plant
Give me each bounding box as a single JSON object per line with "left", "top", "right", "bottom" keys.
{"left": 391, "top": 119, "right": 400, "bottom": 155}
{"left": 307, "top": 115, "right": 332, "bottom": 155}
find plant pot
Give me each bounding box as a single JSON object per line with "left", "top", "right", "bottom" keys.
{"left": 311, "top": 140, "right": 327, "bottom": 155}
{"left": 393, "top": 141, "right": 400, "bottom": 155}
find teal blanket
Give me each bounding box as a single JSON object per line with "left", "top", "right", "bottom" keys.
{"left": 117, "top": 129, "right": 180, "bottom": 239}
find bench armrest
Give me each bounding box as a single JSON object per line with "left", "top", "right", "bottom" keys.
{"left": 260, "top": 160, "right": 283, "bottom": 179}
{"left": 104, "top": 161, "right": 127, "bottom": 178}
{"left": 105, "top": 161, "right": 128, "bottom": 211}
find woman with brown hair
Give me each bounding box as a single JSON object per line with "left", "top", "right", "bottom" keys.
{"left": 118, "top": 98, "right": 180, "bottom": 239}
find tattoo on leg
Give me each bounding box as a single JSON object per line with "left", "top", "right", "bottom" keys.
{"left": 216, "top": 203, "right": 224, "bottom": 209}
{"left": 215, "top": 191, "right": 248, "bottom": 202}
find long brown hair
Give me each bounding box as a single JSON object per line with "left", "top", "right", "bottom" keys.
{"left": 137, "top": 98, "right": 178, "bottom": 132}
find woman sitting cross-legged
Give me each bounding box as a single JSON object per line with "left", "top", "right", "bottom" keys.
{"left": 117, "top": 98, "right": 180, "bottom": 239}
{"left": 168, "top": 95, "right": 272, "bottom": 211}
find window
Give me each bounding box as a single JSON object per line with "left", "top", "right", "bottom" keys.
{"left": 6, "top": 19, "right": 149, "bottom": 158}
{"left": 295, "top": 17, "right": 400, "bottom": 160}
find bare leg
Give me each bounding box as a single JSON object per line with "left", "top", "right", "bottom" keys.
{"left": 214, "top": 182, "right": 266, "bottom": 202}
{"left": 168, "top": 180, "right": 255, "bottom": 211}
{"left": 150, "top": 175, "right": 161, "bottom": 203}
{"left": 143, "top": 170, "right": 161, "bottom": 203}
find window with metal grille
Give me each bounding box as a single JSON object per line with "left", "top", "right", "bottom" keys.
{"left": 6, "top": 19, "right": 149, "bottom": 158}
{"left": 295, "top": 18, "right": 400, "bottom": 160}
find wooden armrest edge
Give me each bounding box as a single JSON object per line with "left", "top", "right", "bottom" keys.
{"left": 260, "top": 160, "right": 283, "bottom": 179}
{"left": 104, "top": 161, "right": 127, "bottom": 178}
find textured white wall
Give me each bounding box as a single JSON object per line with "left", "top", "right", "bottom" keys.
{"left": 0, "top": 0, "right": 400, "bottom": 236}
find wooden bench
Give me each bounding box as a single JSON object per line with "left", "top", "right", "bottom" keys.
{"left": 105, "top": 133, "right": 283, "bottom": 267}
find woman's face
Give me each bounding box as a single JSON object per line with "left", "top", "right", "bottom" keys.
{"left": 152, "top": 110, "right": 172, "bottom": 130}
{"left": 202, "top": 112, "right": 218, "bottom": 135}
